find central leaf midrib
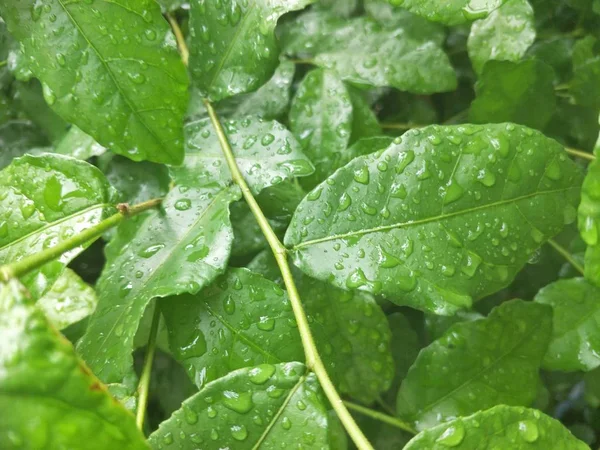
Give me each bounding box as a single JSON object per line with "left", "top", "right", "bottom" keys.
{"left": 292, "top": 186, "right": 577, "bottom": 249}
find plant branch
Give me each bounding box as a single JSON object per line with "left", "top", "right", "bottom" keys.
{"left": 204, "top": 99, "right": 374, "bottom": 450}
{"left": 343, "top": 400, "right": 416, "bottom": 434}
{"left": 565, "top": 147, "right": 596, "bottom": 161}
{"left": 0, "top": 198, "right": 162, "bottom": 282}
{"left": 547, "top": 239, "right": 584, "bottom": 275}
{"left": 165, "top": 13, "right": 188, "bottom": 66}
{"left": 136, "top": 303, "right": 161, "bottom": 430}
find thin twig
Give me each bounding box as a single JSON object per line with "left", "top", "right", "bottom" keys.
{"left": 344, "top": 400, "right": 417, "bottom": 435}
{"left": 547, "top": 239, "right": 584, "bottom": 276}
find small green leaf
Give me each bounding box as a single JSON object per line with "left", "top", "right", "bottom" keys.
{"left": 467, "top": 0, "right": 536, "bottom": 74}
{"left": 54, "top": 126, "right": 106, "bottom": 160}
{"left": 386, "top": 0, "right": 506, "bottom": 25}
{"left": 535, "top": 278, "right": 600, "bottom": 371}
{"left": 0, "top": 154, "right": 117, "bottom": 298}
{"left": 148, "top": 362, "right": 329, "bottom": 449}
{"left": 0, "top": 0, "right": 189, "bottom": 164}
{"left": 37, "top": 268, "right": 97, "bottom": 330}
{"left": 188, "top": 0, "right": 312, "bottom": 101}
{"left": 404, "top": 405, "right": 588, "bottom": 449}
{"left": 290, "top": 69, "right": 353, "bottom": 189}
{"left": 0, "top": 280, "right": 147, "bottom": 449}
{"left": 469, "top": 60, "right": 557, "bottom": 130}
{"left": 397, "top": 300, "right": 552, "bottom": 430}
{"left": 285, "top": 124, "right": 582, "bottom": 315}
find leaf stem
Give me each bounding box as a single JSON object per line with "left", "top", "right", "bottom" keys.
{"left": 136, "top": 303, "right": 161, "bottom": 430}
{"left": 565, "top": 147, "right": 596, "bottom": 161}
{"left": 203, "top": 99, "right": 374, "bottom": 450}
{"left": 547, "top": 239, "right": 584, "bottom": 275}
{"left": 165, "top": 13, "right": 188, "bottom": 66}
{"left": 343, "top": 400, "right": 416, "bottom": 434}
{"left": 0, "top": 198, "right": 162, "bottom": 282}
{"left": 0, "top": 60, "right": 6, "bottom": 68}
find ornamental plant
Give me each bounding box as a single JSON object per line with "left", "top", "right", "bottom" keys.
{"left": 1, "top": 0, "right": 600, "bottom": 448}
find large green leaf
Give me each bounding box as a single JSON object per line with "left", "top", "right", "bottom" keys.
{"left": 404, "top": 405, "right": 589, "bottom": 449}
{"left": 285, "top": 124, "right": 583, "bottom": 315}
{"left": 289, "top": 69, "right": 353, "bottom": 189}
{"left": 469, "top": 60, "right": 556, "bottom": 130}
{"left": 188, "top": 0, "right": 312, "bottom": 101}
{"left": 0, "top": 0, "right": 189, "bottom": 164}
{"left": 467, "top": 0, "right": 536, "bottom": 74}
{"left": 386, "top": 0, "right": 505, "bottom": 25}
{"left": 0, "top": 154, "right": 117, "bottom": 298}
{"left": 535, "top": 278, "right": 600, "bottom": 372}
{"left": 148, "top": 363, "right": 329, "bottom": 449}
{"left": 397, "top": 300, "right": 552, "bottom": 430}
{"left": 0, "top": 280, "right": 147, "bottom": 449}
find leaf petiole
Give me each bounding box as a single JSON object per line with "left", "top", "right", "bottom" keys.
{"left": 136, "top": 303, "right": 161, "bottom": 430}
{"left": 343, "top": 400, "right": 417, "bottom": 434}
{"left": 547, "top": 239, "right": 585, "bottom": 275}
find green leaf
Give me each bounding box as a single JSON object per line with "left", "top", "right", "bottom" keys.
{"left": 184, "top": 116, "right": 314, "bottom": 195}
{"left": 285, "top": 124, "right": 583, "bottom": 315}
{"left": 37, "top": 268, "right": 97, "bottom": 330}
{"left": 469, "top": 60, "right": 557, "bottom": 130}
{"left": 230, "top": 202, "right": 286, "bottom": 259}
{"left": 188, "top": 0, "right": 312, "bottom": 101}
{"left": 386, "top": 0, "right": 506, "bottom": 25}
{"left": 467, "top": 0, "right": 536, "bottom": 74}
{"left": 348, "top": 87, "right": 381, "bottom": 144}
{"left": 0, "top": 154, "right": 117, "bottom": 297}
{"left": 319, "top": 0, "right": 359, "bottom": 17}
{"left": 0, "top": 0, "right": 189, "bottom": 165}
{"left": 289, "top": 69, "right": 353, "bottom": 189}
{"left": 0, "top": 120, "right": 49, "bottom": 169}
{"left": 535, "top": 277, "right": 600, "bottom": 371}
{"left": 570, "top": 37, "right": 600, "bottom": 110}
{"left": 403, "top": 405, "right": 589, "bottom": 449}
{"left": 0, "top": 280, "right": 147, "bottom": 449}
{"left": 54, "top": 126, "right": 106, "bottom": 160}
{"left": 148, "top": 362, "right": 330, "bottom": 449}
{"left": 425, "top": 310, "right": 483, "bottom": 341}
{"left": 397, "top": 300, "right": 552, "bottom": 430}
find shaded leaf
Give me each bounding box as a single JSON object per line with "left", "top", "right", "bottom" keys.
{"left": 0, "top": 280, "right": 147, "bottom": 449}
{"left": 386, "top": 0, "right": 506, "bottom": 26}
{"left": 0, "top": 120, "right": 49, "bottom": 169}
{"left": 404, "top": 405, "right": 588, "bottom": 449}
{"left": 0, "top": 0, "right": 189, "bottom": 164}
{"left": 469, "top": 60, "right": 556, "bottom": 130}
{"left": 348, "top": 87, "right": 381, "bottom": 144}
{"left": 148, "top": 362, "right": 329, "bottom": 449}
{"left": 285, "top": 124, "right": 582, "bottom": 315}
{"left": 54, "top": 126, "right": 106, "bottom": 160}
{"left": 397, "top": 300, "right": 552, "bottom": 430}
{"left": 188, "top": 0, "right": 312, "bottom": 101}
{"left": 570, "top": 37, "right": 600, "bottom": 110}
{"left": 535, "top": 277, "right": 600, "bottom": 372}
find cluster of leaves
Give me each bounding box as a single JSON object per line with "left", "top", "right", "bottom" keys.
{"left": 0, "top": 0, "right": 600, "bottom": 449}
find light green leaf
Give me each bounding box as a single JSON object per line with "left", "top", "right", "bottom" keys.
{"left": 535, "top": 278, "right": 600, "bottom": 372}
{"left": 397, "top": 300, "right": 552, "bottom": 430}
{"left": 37, "top": 268, "right": 97, "bottom": 330}
{"left": 469, "top": 60, "right": 556, "bottom": 130}
{"left": 0, "top": 154, "right": 117, "bottom": 298}
{"left": 387, "top": 0, "right": 505, "bottom": 25}
{"left": 148, "top": 363, "right": 329, "bottom": 449}
{"left": 285, "top": 124, "right": 583, "bottom": 315}
{"left": 0, "top": 0, "right": 189, "bottom": 164}
{"left": 0, "top": 280, "right": 147, "bottom": 449}
{"left": 319, "top": 0, "right": 359, "bottom": 17}
{"left": 404, "top": 405, "right": 588, "bottom": 449}
{"left": 188, "top": 0, "right": 313, "bottom": 101}
{"left": 54, "top": 126, "right": 106, "bottom": 160}
{"left": 467, "top": 0, "right": 536, "bottom": 74}
{"left": 289, "top": 69, "right": 353, "bottom": 189}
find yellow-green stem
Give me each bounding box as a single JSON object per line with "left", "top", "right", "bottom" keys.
{"left": 343, "top": 400, "right": 416, "bottom": 434}
{"left": 136, "top": 303, "right": 161, "bottom": 430}
{"left": 566, "top": 147, "right": 596, "bottom": 161}
{"left": 166, "top": 14, "right": 188, "bottom": 66}
{"left": 204, "top": 99, "right": 374, "bottom": 450}
{"left": 548, "top": 239, "right": 584, "bottom": 275}
{"left": 0, "top": 198, "right": 162, "bottom": 282}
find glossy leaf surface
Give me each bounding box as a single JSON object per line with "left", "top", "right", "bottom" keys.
{"left": 535, "top": 278, "right": 600, "bottom": 372}
{"left": 467, "top": 0, "right": 536, "bottom": 74}
{"left": 54, "top": 126, "right": 106, "bottom": 160}
{"left": 285, "top": 124, "right": 582, "bottom": 315}
{"left": 188, "top": 0, "right": 312, "bottom": 101}
{"left": 0, "top": 0, "right": 189, "bottom": 164}
{"left": 387, "top": 0, "right": 505, "bottom": 25}
{"left": 404, "top": 405, "right": 588, "bottom": 449}
{"left": 397, "top": 300, "right": 552, "bottom": 430}
{"left": 148, "top": 363, "right": 329, "bottom": 449}
{"left": 0, "top": 280, "right": 147, "bottom": 449}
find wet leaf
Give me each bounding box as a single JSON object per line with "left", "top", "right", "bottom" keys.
{"left": 0, "top": 0, "right": 189, "bottom": 164}
{"left": 0, "top": 280, "right": 147, "bottom": 449}
{"left": 188, "top": 0, "right": 312, "bottom": 101}
{"left": 535, "top": 277, "right": 600, "bottom": 372}
{"left": 148, "top": 362, "right": 329, "bottom": 449}
{"left": 467, "top": 0, "right": 536, "bottom": 74}
{"left": 386, "top": 0, "right": 506, "bottom": 25}
{"left": 397, "top": 300, "right": 552, "bottom": 430}
{"left": 285, "top": 124, "right": 582, "bottom": 315}
{"left": 54, "top": 126, "right": 106, "bottom": 160}
{"left": 404, "top": 405, "right": 588, "bottom": 449}
{"left": 570, "top": 37, "right": 600, "bottom": 110}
